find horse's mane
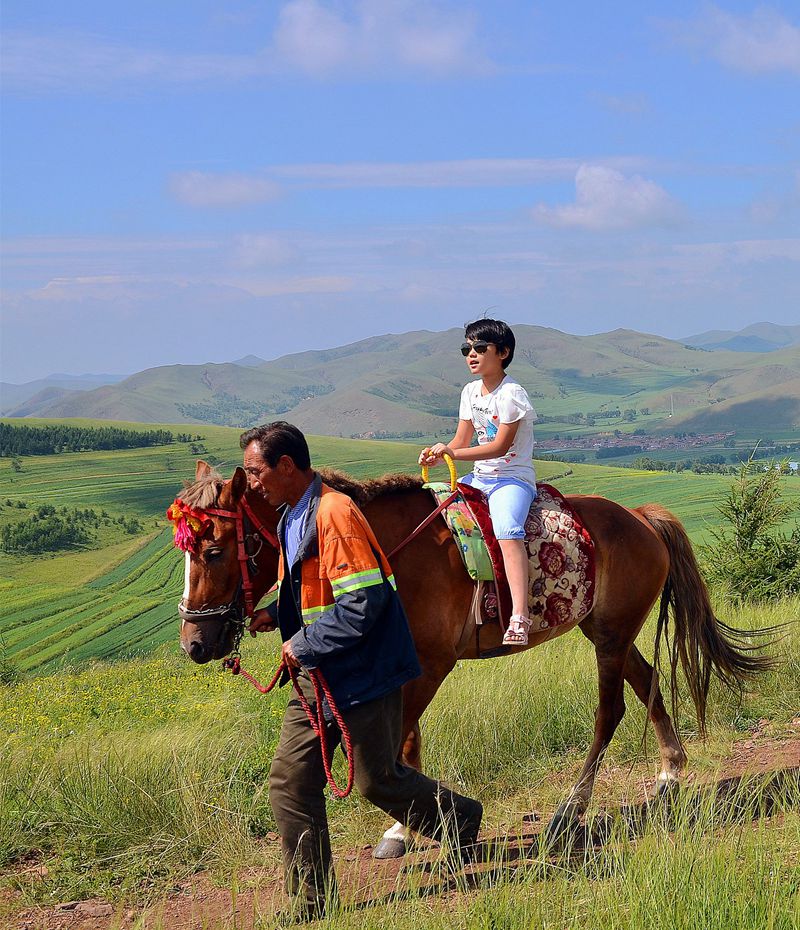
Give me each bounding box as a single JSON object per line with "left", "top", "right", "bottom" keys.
{"left": 318, "top": 468, "right": 424, "bottom": 507}
{"left": 178, "top": 465, "right": 423, "bottom": 510}
{"left": 180, "top": 467, "right": 225, "bottom": 508}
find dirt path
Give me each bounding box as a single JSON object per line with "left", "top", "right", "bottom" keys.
{"left": 6, "top": 729, "right": 800, "bottom": 930}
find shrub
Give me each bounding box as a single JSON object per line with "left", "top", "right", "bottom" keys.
{"left": 703, "top": 460, "right": 800, "bottom": 603}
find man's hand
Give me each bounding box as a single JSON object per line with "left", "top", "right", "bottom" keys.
{"left": 282, "top": 638, "right": 301, "bottom": 668}
{"left": 248, "top": 608, "right": 277, "bottom": 637}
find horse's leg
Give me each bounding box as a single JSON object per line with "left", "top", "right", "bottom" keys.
{"left": 624, "top": 645, "right": 687, "bottom": 797}
{"left": 546, "top": 638, "right": 629, "bottom": 842}
{"left": 372, "top": 666, "right": 455, "bottom": 860}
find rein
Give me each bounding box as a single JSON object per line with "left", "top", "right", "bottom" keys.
{"left": 223, "top": 656, "right": 354, "bottom": 799}
{"left": 387, "top": 489, "right": 459, "bottom": 559}
{"left": 387, "top": 452, "right": 459, "bottom": 560}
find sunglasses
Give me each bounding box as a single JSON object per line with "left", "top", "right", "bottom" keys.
{"left": 460, "top": 341, "right": 493, "bottom": 356}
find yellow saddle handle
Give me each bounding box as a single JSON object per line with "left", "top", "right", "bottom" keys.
{"left": 421, "top": 452, "right": 457, "bottom": 492}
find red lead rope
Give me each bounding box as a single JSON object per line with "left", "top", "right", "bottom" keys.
{"left": 223, "top": 656, "right": 355, "bottom": 799}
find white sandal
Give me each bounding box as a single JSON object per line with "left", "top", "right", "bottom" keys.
{"left": 503, "top": 614, "right": 531, "bottom": 646}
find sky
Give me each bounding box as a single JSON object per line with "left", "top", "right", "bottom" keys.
{"left": 1, "top": 1, "right": 799, "bottom": 383}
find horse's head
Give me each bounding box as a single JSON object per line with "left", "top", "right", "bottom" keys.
{"left": 172, "top": 460, "right": 280, "bottom": 664}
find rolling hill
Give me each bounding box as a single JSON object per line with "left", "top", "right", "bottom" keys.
{"left": 4, "top": 326, "right": 800, "bottom": 438}
{"left": 0, "top": 372, "right": 125, "bottom": 414}
{"left": 682, "top": 321, "right": 800, "bottom": 353}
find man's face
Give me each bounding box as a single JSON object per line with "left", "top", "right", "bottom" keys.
{"left": 243, "top": 442, "right": 293, "bottom": 507}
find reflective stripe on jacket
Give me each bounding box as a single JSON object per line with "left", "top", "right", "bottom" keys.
{"left": 266, "top": 473, "right": 421, "bottom": 709}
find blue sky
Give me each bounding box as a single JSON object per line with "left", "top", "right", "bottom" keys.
{"left": 1, "top": 1, "right": 799, "bottom": 382}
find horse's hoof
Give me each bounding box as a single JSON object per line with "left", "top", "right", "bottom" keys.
{"left": 652, "top": 777, "right": 681, "bottom": 804}
{"left": 586, "top": 812, "right": 614, "bottom": 845}
{"left": 372, "top": 838, "right": 407, "bottom": 860}
{"left": 543, "top": 803, "right": 582, "bottom": 847}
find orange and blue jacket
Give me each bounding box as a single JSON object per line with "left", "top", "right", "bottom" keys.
{"left": 265, "top": 473, "right": 421, "bottom": 708}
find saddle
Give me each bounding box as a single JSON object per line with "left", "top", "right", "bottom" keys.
{"left": 425, "top": 481, "right": 596, "bottom": 656}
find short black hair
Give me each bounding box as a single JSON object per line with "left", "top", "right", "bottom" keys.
{"left": 464, "top": 318, "right": 515, "bottom": 369}
{"left": 239, "top": 421, "right": 312, "bottom": 470}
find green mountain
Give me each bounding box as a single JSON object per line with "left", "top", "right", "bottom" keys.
{"left": 682, "top": 321, "right": 800, "bottom": 353}
{"left": 0, "top": 372, "right": 125, "bottom": 415}
{"left": 6, "top": 326, "right": 800, "bottom": 437}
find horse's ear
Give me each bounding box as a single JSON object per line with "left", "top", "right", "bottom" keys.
{"left": 195, "top": 460, "right": 212, "bottom": 481}
{"left": 230, "top": 466, "right": 248, "bottom": 502}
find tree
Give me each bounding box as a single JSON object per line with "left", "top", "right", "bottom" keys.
{"left": 703, "top": 459, "right": 800, "bottom": 603}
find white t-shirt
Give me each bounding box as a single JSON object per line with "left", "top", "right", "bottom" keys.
{"left": 459, "top": 375, "right": 537, "bottom": 485}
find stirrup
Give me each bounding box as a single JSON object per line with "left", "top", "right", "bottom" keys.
{"left": 502, "top": 615, "right": 531, "bottom": 646}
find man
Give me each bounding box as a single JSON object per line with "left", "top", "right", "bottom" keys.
{"left": 241, "top": 421, "right": 482, "bottom": 920}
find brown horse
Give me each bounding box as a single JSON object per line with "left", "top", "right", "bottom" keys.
{"left": 177, "top": 460, "right": 768, "bottom": 856}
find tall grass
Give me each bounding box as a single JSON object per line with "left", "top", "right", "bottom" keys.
{"left": 1, "top": 597, "right": 798, "bottom": 918}
{"left": 330, "top": 803, "right": 800, "bottom": 930}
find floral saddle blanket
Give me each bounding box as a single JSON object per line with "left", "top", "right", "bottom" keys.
{"left": 426, "top": 481, "right": 596, "bottom": 633}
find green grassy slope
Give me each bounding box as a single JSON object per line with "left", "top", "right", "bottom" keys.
{"left": 2, "top": 420, "right": 798, "bottom": 673}
{"left": 1, "top": 596, "right": 797, "bottom": 920}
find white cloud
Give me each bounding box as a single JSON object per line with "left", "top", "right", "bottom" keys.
{"left": 533, "top": 165, "right": 681, "bottom": 231}
{"left": 591, "top": 92, "right": 650, "bottom": 116}
{"left": 671, "top": 5, "right": 800, "bottom": 75}
{"left": 273, "top": 157, "right": 650, "bottom": 187}
{"left": 219, "top": 274, "right": 354, "bottom": 297}
{"left": 0, "top": 31, "right": 267, "bottom": 90}
{"left": 233, "top": 234, "right": 299, "bottom": 268}
{"left": 672, "top": 238, "right": 800, "bottom": 263}
{"left": 168, "top": 157, "right": 653, "bottom": 209}
{"left": 1, "top": 2, "right": 491, "bottom": 91}
{"left": 169, "top": 172, "right": 281, "bottom": 208}
{"left": 271, "top": 0, "right": 489, "bottom": 76}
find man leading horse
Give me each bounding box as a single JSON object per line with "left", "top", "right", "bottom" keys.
{"left": 241, "top": 421, "right": 482, "bottom": 921}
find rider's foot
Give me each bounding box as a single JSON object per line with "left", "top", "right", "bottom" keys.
{"left": 502, "top": 614, "right": 531, "bottom": 646}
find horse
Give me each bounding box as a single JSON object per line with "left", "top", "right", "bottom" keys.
{"left": 176, "top": 459, "right": 769, "bottom": 857}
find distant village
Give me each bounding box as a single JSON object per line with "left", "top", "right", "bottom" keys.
{"left": 540, "top": 430, "right": 799, "bottom": 473}
{"left": 540, "top": 430, "right": 736, "bottom": 455}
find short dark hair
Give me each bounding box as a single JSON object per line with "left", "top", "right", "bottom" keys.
{"left": 464, "top": 318, "right": 515, "bottom": 369}
{"left": 239, "top": 421, "right": 311, "bottom": 470}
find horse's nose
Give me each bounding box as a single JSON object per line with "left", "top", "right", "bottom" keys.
{"left": 188, "top": 640, "right": 208, "bottom": 663}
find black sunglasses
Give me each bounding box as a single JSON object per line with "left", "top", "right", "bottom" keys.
{"left": 460, "top": 341, "right": 492, "bottom": 356}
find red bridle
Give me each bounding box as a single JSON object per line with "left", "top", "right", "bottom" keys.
{"left": 200, "top": 497, "right": 279, "bottom": 618}
{"left": 170, "top": 495, "right": 279, "bottom": 622}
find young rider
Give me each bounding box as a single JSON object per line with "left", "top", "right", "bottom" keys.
{"left": 419, "top": 319, "right": 537, "bottom": 646}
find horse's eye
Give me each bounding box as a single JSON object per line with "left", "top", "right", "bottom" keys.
{"left": 205, "top": 548, "right": 223, "bottom": 561}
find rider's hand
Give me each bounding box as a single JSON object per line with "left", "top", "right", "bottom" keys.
{"left": 419, "top": 443, "right": 453, "bottom": 465}
{"left": 282, "top": 638, "right": 301, "bottom": 668}
{"left": 248, "top": 608, "right": 277, "bottom": 637}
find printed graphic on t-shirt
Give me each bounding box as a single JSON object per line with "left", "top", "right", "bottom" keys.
{"left": 469, "top": 396, "right": 498, "bottom": 444}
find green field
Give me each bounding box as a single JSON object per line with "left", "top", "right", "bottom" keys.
{"left": 1, "top": 596, "right": 797, "bottom": 926}
{"left": 1, "top": 419, "right": 799, "bottom": 674}
{"left": 1, "top": 418, "right": 799, "bottom": 927}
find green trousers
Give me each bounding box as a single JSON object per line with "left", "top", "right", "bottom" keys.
{"left": 268, "top": 670, "right": 478, "bottom": 917}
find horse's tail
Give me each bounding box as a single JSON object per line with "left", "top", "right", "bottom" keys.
{"left": 637, "top": 503, "right": 774, "bottom": 736}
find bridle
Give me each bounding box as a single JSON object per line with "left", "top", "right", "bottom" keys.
{"left": 175, "top": 495, "right": 279, "bottom": 653}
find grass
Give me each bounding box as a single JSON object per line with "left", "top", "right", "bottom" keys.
{"left": 1, "top": 597, "right": 797, "bottom": 926}
{"left": 1, "top": 421, "right": 798, "bottom": 925}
